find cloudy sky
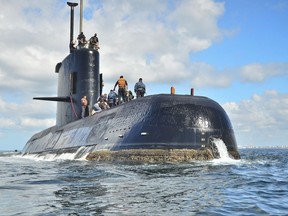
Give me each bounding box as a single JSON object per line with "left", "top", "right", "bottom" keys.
{"left": 0, "top": 0, "right": 287, "bottom": 151}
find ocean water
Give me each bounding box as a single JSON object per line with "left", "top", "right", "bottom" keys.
{"left": 1, "top": 148, "right": 288, "bottom": 216}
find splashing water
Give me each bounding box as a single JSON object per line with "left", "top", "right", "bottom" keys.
{"left": 20, "top": 146, "right": 89, "bottom": 161}
{"left": 210, "top": 138, "right": 237, "bottom": 164}
{"left": 213, "top": 139, "right": 230, "bottom": 159}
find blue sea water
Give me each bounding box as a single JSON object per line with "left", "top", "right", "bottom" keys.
{"left": 0, "top": 148, "right": 288, "bottom": 216}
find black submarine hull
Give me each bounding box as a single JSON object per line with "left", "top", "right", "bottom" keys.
{"left": 23, "top": 94, "right": 240, "bottom": 159}
{"left": 22, "top": 3, "right": 240, "bottom": 160}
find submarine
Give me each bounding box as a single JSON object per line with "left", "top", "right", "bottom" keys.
{"left": 22, "top": 1, "right": 240, "bottom": 161}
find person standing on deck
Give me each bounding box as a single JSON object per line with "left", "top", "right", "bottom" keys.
{"left": 81, "top": 96, "right": 89, "bottom": 118}
{"left": 108, "top": 89, "right": 118, "bottom": 107}
{"left": 89, "top": 33, "right": 100, "bottom": 50}
{"left": 134, "top": 78, "right": 146, "bottom": 98}
{"left": 113, "top": 75, "right": 128, "bottom": 104}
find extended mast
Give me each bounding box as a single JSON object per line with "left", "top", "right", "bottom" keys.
{"left": 67, "top": 2, "right": 78, "bottom": 53}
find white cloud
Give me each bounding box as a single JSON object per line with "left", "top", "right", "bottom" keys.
{"left": 0, "top": 118, "right": 17, "bottom": 128}
{"left": 84, "top": 0, "right": 227, "bottom": 87}
{"left": 240, "top": 63, "right": 288, "bottom": 82}
{"left": 20, "top": 117, "right": 55, "bottom": 128}
{"left": 0, "top": 97, "right": 56, "bottom": 130}
{"left": 189, "top": 62, "right": 232, "bottom": 88}
{"left": 169, "top": 0, "right": 224, "bottom": 40}
{"left": 223, "top": 90, "right": 288, "bottom": 147}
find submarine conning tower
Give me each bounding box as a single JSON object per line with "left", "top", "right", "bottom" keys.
{"left": 34, "top": 1, "right": 101, "bottom": 126}
{"left": 55, "top": 48, "right": 100, "bottom": 126}
{"left": 55, "top": 1, "right": 101, "bottom": 126}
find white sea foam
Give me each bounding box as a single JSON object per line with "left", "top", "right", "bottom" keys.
{"left": 19, "top": 146, "right": 89, "bottom": 161}
{"left": 211, "top": 138, "right": 239, "bottom": 164}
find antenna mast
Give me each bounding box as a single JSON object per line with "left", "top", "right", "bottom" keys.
{"left": 67, "top": 2, "right": 78, "bottom": 53}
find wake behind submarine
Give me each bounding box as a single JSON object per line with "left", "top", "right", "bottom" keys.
{"left": 22, "top": 1, "right": 240, "bottom": 161}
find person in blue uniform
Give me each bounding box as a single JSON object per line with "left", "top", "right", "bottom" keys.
{"left": 108, "top": 89, "right": 118, "bottom": 107}
{"left": 134, "top": 78, "right": 146, "bottom": 98}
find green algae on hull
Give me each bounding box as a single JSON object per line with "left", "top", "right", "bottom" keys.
{"left": 86, "top": 149, "right": 215, "bottom": 162}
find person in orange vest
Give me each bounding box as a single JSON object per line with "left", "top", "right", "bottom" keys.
{"left": 113, "top": 75, "right": 128, "bottom": 104}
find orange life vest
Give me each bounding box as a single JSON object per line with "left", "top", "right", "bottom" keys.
{"left": 117, "top": 78, "right": 126, "bottom": 88}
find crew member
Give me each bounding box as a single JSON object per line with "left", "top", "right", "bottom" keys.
{"left": 77, "top": 32, "right": 87, "bottom": 48}
{"left": 108, "top": 89, "right": 118, "bottom": 107}
{"left": 113, "top": 75, "right": 128, "bottom": 104}
{"left": 91, "top": 102, "right": 102, "bottom": 115}
{"left": 127, "top": 90, "right": 134, "bottom": 101}
{"left": 89, "top": 33, "right": 100, "bottom": 50}
{"left": 97, "top": 94, "right": 110, "bottom": 110}
{"left": 134, "top": 78, "right": 146, "bottom": 98}
{"left": 81, "top": 96, "right": 89, "bottom": 118}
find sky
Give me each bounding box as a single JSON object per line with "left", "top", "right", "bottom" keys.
{"left": 0, "top": 0, "right": 287, "bottom": 151}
